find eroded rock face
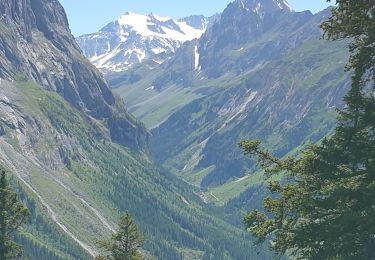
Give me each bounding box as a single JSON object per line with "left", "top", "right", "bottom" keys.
{"left": 0, "top": 0, "right": 149, "bottom": 151}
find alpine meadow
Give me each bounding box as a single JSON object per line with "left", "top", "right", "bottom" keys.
{"left": 0, "top": 0, "right": 373, "bottom": 259}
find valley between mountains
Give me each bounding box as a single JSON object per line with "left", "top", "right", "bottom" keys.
{"left": 0, "top": 0, "right": 352, "bottom": 259}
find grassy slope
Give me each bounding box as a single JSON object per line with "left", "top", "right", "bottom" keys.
{"left": 0, "top": 80, "right": 270, "bottom": 259}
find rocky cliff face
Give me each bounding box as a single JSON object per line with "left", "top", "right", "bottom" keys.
{"left": 198, "top": 0, "right": 298, "bottom": 78}
{"left": 201, "top": 0, "right": 292, "bottom": 50}
{"left": 0, "top": 0, "right": 148, "bottom": 151}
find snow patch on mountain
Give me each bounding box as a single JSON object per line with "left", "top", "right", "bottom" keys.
{"left": 238, "top": 0, "right": 293, "bottom": 13}
{"left": 278, "top": 0, "right": 293, "bottom": 11}
{"left": 194, "top": 45, "right": 200, "bottom": 70}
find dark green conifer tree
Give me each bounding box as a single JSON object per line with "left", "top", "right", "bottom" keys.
{"left": 241, "top": 1, "right": 375, "bottom": 259}
{"left": 97, "top": 212, "right": 145, "bottom": 260}
{"left": 0, "top": 169, "right": 29, "bottom": 259}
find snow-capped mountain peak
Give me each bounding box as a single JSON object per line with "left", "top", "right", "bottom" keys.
{"left": 77, "top": 12, "right": 210, "bottom": 73}
{"left": 116, "top": 12, "right": 204, "bottom": 41}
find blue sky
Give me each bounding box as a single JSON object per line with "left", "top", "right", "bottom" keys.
{"left": 59, "top": 0, "right": 332, "bottom": 36}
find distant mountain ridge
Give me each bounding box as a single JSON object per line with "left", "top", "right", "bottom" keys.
{"left": 77, "top": 12, "right": 217, "bottom": 73}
